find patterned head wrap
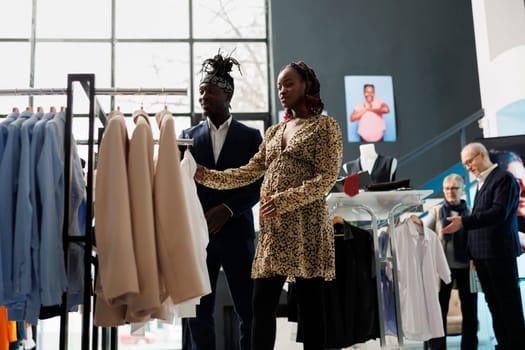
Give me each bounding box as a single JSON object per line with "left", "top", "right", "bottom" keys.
{"left": 200, "top": 75, "right": 234, "bottom": 94}
{"left": 200, "top": 51, "right": 241, "bottom": 94}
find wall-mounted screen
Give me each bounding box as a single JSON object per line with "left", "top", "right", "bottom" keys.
{"left": 480, "top": 134, "right": 525, "bottom": 277}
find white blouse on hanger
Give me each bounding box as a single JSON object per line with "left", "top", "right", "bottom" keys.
{"left": 393, "top": 219, "right": 451, "bottom": 341}
{"left": 172, "top": 149, "right": 211, "bottom": 317}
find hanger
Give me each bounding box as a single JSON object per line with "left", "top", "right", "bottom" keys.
{"left": 397, "top": 214, "right": 423, "bottom": 227}
{"left": 333, "top": 215, "right": 344, "bottom": 225}
{"left": 140, "top": 94, "right": 145, "bottom": 111}
{"left": 409, "top": 214, "right": 425, "bottom": 236}
{"left": 333, "top": 216, "right": 345, "bottom": 237}
{"left": 409, "top": 214, "right": 422, "bottom": 226}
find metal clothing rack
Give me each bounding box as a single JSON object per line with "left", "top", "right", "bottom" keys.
{"left": 0, "top": 87, "right": 187, "bottom": 96}
{"left": 327, "top": 190, "right": 432, "bottom": 349}
{"left": 0, "top": 86, "right": 187, "bottom": 126}
{"left": 1, "top": 74, "right": 191, "bottom": 350}
{"left": 66, "top": 74, "right": 192, "bottom": 350}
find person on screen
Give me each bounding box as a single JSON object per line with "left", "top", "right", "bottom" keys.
{"left": 350, "top": 84, "right": 390, "bottom": 142}
{"left": 489, "top": 149, "right": 525, "bottom": 251}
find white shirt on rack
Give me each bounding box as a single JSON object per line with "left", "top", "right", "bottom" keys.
{"left": 172, "top": 149, "right": 211, "bottom": 317}
{"left": 394, "top": 220, "right": 451, "bottom": 341}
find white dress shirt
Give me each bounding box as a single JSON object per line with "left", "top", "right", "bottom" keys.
{"left": 172, "top": 150, "right": 212, "bottom": 317}
{"left": 394, "top": 220, "right": 451, "bottom": 341}
{"left": 477, "top": 163, "right": 497, "bottom": 190}
{"left": 207, "top": 116, "right": 234, "bottom": 216}
{"left": 207, "top": 116, "right": 232, "bottom": 163}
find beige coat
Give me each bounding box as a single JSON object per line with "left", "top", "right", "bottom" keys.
{"left": 94, "top": 111, "right": 139, "bottom": 303}
{"left": 423, "top": 204, "right": 470, "bottom": 269}
{"left": 424, "top": 205, "right": 471, "bottom": 251}
{"left": 94, "top": 111, "right": 138, "bottom": 326}
{"left": 425, "top": 206, "right": 446, "bottom": 243}
{"left": 125, "top": 111, "right": 162, "bottom": 321}
{"left": 154, "top": 110, "right": 210, "bottom": 303}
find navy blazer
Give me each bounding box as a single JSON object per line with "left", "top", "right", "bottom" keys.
{"left": 180, "top": 118, "right": 263, "bottom": 240}
{"left": 462, "top": 166, "right": 521, "bottom": 259}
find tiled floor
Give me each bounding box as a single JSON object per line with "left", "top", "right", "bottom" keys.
{"left": 274, "top": 319, "right": 496, "bottom": 349}
{"left": 402, "top": 336, "right": 494, "bottom": 350}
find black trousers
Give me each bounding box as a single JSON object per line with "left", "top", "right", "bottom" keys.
{"left": 424, "top": 267, "right": 478, "bottom": 350}
{"left": 187, "top": 237, "right": 255, "bottom": 350}
{"left": 251, "top": 275, "right": 324, "bottom": 350}
{"left": 474, "top": 257, "right": 525, "bottom": 350}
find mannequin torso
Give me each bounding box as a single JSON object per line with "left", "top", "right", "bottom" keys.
{"left": 343, "top": 144, "right": 397, "bottom": 183}
{"left": 359, "top": 144, "right": 378, "bottom": 174}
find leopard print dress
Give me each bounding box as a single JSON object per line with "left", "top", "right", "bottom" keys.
{"left": 200, "top": 114, "right": 343, "bottom": 280}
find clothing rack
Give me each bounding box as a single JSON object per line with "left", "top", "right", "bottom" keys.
{"left": 1, "top": 74, "right": 190, "bottom": 350}
{"left": 65, "top": 74, "right": 96, "bottom": 350}
{"left": 0, "top": 87, "right": 187, "bottom": 96}
{"left": 0, "top": 86, "right": 187, "bottom": 127}
{"left": 327, "top": 190, "right": 431, "bottom": 349}
{"left": 67, "top": 74, "right": 192, "bottom": 350}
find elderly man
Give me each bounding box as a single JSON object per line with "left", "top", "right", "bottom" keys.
{"left": 443, "top": 142, "right": 525, "bottom": 350}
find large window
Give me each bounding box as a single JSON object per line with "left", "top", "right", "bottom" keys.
{"left": 0, "top": 1, "right": 270, "bottom": 349}
{"left": 0, "top": 0, "right": 271, "bottom": 133}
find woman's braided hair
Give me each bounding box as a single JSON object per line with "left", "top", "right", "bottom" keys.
{"left": 283, "top": 61, "right": 324, "bottom": 120}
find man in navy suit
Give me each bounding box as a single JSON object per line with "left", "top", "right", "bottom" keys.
{"left": 180, "top": 53, "right": 262, "bottom": 350}
{"left": 444, "top": 142, "right": 525, "bottom": 349}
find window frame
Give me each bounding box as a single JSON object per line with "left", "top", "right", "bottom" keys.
{"left": 0, "top": 0, "right": 273, "bottom": 130}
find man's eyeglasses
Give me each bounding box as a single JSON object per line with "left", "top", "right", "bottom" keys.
{"left": 463, "top": 153, "right": 480, "bottom": 167}
{"left": 443, "top": 187, "right": 460, "bottom": 191}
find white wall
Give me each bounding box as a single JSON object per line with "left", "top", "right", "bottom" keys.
{"left": 471, "top": 0, "right": 525, "bottom": 137}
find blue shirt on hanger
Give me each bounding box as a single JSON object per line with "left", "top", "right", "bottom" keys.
{"left": 37, "top": 112, "right": 68, "bottom": 306}
{"left": 8, "top": 111, "right": 43, "bottom": 322}
{"left": 0, "top": 110, "right": 32, "bottom": 305}
{"left": 0, "top": 111, "right": 19, "bottom": 162}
